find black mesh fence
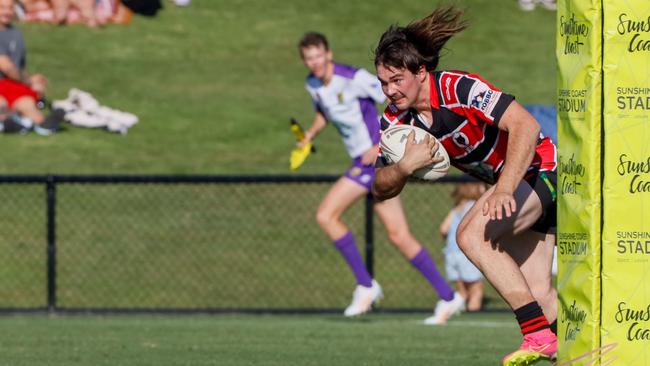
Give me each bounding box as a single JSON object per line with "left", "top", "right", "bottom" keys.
{"left": 0, "top": 175, "right": 505, "bottom": 313}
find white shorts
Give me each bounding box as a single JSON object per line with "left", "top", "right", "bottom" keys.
{"left": 445, "top": 251, "right": 483, "bottom": 282}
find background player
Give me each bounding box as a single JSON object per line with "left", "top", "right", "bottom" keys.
{"left": 371, "top": 7, "right": 558, "bottom": 365}
{"left": 297, "top": 32, "right": 464, "bottom": 321}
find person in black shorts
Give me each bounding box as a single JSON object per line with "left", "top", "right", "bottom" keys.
{"left": 371, "top": 6, "right": 557, "bottom": 366}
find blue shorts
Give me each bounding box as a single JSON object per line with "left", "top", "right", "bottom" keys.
{"left": 343, "top": 157, "right": 375, "bottom": 191}
{"left": 445, "top": 251, "right": 483, "bottom": 282}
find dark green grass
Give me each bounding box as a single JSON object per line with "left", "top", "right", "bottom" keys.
{"left": 0, "top": 0, "right": 556, "bottom": 174}
{"left": 0, "top": 3, "right": 557, "bottom": 362}
{"left": 0, "top": 312, "right": 557, "bottom": 366}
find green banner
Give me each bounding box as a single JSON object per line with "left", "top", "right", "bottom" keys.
{"left": 556, "top": 0, "right": 602, "bottom": 362}
{"left": 601, "top": 1, "right": 650, "bottom": 364}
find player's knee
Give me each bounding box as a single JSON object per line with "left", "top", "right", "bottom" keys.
{"left": 385, "top": 228, "right": 409, "bottom": 246}
{"left": 456, "top": 226, "right": 475, "bottom": 253}
{"left": 315, "top": 209, "right": 335, "bottom": 229}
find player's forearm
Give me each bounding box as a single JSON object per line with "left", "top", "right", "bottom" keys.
{"left": 372, "top": 165, "right": 409, "bottom": 201}
{"left": 497, "top": 122, "right": 539, "bottom": 194}
{"left": 0, "top": 57, "right": 23, "bottom": 82}
{"left": 305, "top": 114, "right": 327, "bottom": 140}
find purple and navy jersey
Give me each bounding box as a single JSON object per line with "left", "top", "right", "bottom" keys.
{"left": 305, "top": 63, "right": 386, "bottom": 158}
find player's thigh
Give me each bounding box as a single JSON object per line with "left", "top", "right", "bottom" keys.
{"left": 373, "top": 195, "right": 411, "bottom": 232}
{"left": 318, "top": 176, "right": 368, "bottom": 217}
{"left": 458, "top": 180, "right": 544, "bottom": 245}
{"left": 12, "top": 96, "right": 39, "bottom": 113}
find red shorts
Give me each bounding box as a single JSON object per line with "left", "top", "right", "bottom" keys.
{"left": 0, "top": 79, "right": 39, "bottom": 107}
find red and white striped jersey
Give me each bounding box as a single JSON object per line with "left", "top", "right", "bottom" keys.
{"left": 379, "top": 71, "right": 557, "bottom": 184}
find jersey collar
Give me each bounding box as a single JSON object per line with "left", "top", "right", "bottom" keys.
{"left": 429, "top": 72, "right": 440, "bottom": 110}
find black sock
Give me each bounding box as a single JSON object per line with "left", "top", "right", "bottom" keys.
{"left": 42, "top": 109, "right": 65, "bottom": 130}
{"left": 514, "top": 301, "right": 550, "bottom": 335}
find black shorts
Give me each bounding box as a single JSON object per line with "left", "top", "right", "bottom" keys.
{"left": 524, "top": 170, "right": 557, "bottom": 234}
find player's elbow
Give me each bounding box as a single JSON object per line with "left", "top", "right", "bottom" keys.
{"left": 371, "top": 182, "right": 398, "bottom": 201}
{"left": 531, "top": 120, "right": 541, "bottom": 138}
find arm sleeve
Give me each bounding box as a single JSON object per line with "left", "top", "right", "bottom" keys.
{"left": 312, "top": 100, "right": 325, "bottom": 116}
{"left": 454, "top": 74, "right": 515, "bottom": 126}
{"left": 353, "top": 68, "right": 386, "bottom": 104}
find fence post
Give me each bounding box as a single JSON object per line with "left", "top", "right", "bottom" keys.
{"left": 46, "top": 175, "right": 57, "bottom": 312}
{"left": 364, "top": 193, "right": 374, "bottom": 277}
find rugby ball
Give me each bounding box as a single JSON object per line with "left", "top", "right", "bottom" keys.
{"left": 379, "top": 124, "right": 450, "bottom": 181}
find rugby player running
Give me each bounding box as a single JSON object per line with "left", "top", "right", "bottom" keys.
{"left": 372, "top": 7, "right": 558, "bottom": 365}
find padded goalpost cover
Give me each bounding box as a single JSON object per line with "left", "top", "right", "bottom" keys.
{"left": 558, "top": 0, "right": 650, "bottom": 363}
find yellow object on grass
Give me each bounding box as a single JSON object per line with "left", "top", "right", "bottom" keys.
{"left": 289, "top": 118, "right": 315, "bottom": 171}
{"left": 290, "top": 143, "right": 314, "bottom": 171}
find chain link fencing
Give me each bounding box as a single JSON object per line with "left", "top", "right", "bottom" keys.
{"left": 0, "top": 175, "right": 506, "bottom": 313}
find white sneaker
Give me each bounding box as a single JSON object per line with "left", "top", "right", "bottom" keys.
{"left": 343, "top": 280, "right": 382, "bottom": 317}
{"left": 518, "top": 0, "right": 536, "bottom": 11}
{"left": 537, "top": 0, "right": 556, "bottom": 10}
{"left": 423, "top": 292, "right": 466, "bottom": 325}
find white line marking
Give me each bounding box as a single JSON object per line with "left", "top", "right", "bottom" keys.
{"left": 410, "top": 320, "right": 517, "bottom": 328}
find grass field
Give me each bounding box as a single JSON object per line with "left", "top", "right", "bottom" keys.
{"left": 0, "top": 312, "right": 558, "bottom": 366}
{"left": 0, "top": 0, "right": 558, "bottom": 310}
{"left": 1, "top": 0, "right": 556, "bottom": 174}
{"left": 0, "top": 1, "right": 559, "bottom": 364}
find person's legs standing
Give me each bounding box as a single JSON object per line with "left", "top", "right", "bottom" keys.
{"left": 374, "top": 197, "right": 464, "bottom": 324}
{"left": 317, "top": 176, "right": 369, "bottom": 282}
{"left": 464, "top": 281, "right": 484, "bottom": 312}
{"left": 454, "top": 250, "right": 484, "bottom": 312}
{"left": 375, "top": 196, "right": 453, "bottom": 300}
{"left": 317, "top": 163, "right": 381, "bottom": 316}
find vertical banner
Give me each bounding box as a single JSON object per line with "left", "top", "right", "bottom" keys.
{"left": 556, "top": 0, "right": 602, "bottom": 362}
{"left": 601, "top": 1, "right": 650, "bottom": 364}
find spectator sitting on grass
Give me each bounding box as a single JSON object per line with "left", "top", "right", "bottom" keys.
{"left": 19, "top": 0, "right": 102, "bottom": 27}
{"left": 0, "top": 0, "right": 61, "bottom": 135}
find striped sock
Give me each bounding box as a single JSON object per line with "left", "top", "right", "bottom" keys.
{"left": 514, "top": 301, "right": 550, "bottom": 335}
{"left": 550, "top": 319, "right": 557, "bottom": 335}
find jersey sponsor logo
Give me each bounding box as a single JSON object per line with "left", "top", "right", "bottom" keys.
{"left": 337, "top": 92, "right": 344, "bottom": 104}
{"left": 470, "top": 87, "right": 498, "bottom": 116}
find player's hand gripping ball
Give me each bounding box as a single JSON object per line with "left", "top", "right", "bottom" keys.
{"left": 379, "top": 124, "right": 450, "bottom": 181}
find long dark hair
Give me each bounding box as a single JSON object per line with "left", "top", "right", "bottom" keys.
{"left": 374, "top": 6, "right": 468, "bottom": 73}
